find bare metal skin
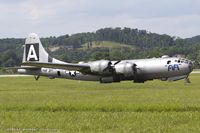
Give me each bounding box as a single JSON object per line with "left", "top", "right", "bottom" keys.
{"left": 18, "top": 33, "right": 193, "bottom": 83}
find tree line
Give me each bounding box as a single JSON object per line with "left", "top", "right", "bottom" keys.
{"left": 0, "top": 27, "right": 199, "bottom": 68}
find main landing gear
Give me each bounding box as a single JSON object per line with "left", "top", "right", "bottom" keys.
{"left": 34, "top": 75, "right": 40, "bottom": 81}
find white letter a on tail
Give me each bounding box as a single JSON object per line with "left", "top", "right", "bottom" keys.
{"left": 27, "top": 45, "right": 38, "bottom": 61}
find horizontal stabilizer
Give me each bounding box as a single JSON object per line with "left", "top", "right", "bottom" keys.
{"left": 22, "top": 62, "right": 91, "bottom": 73}
{"left": 6, "top": 66, "right": 40, "bottom": 70}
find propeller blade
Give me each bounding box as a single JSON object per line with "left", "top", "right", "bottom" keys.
{"left": 114, "top": 60, "right": 121, "bottom": 65}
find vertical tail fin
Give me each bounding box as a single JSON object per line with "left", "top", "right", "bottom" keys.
{"left": 23, "top": 33, "right": 50, "bottom": 63}
{"left": 23, "top": 33, "right": 66, "bottom": 64}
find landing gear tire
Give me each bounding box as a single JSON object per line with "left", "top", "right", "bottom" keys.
{"left": 185, "top": 77, "right": 191, "bottom": 84}
{"left": 34, "top": 75, "right": 40, "bottom": 81}
{"left": 184, "top": 74, "right": 191, "bottom": 84}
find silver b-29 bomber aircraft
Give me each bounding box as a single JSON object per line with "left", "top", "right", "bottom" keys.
{"left": 18, "top": 33, "right": 193, "bottom": 83}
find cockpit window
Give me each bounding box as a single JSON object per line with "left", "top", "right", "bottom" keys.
{"left": 167, "top": 60, "right": 171, "bottom": 64}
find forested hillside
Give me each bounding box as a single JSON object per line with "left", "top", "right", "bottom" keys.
{"left": 0, "top": 27, "right": 200, "bottom": 68}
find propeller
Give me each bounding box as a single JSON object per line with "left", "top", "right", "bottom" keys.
{"left": 103, "top": 60, "right": 121, "bottom": 73}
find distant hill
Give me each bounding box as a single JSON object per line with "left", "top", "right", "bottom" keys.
{"left": 185, "top": 35, "right": 200, "bottom": 44}
{"left": 81, "top": 41, "right": 135, "bottom": 49}
{"left": 0, "top": 27, "right": 199, "bottom": 68}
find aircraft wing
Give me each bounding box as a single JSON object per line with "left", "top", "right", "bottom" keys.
{"left": 22, "top": 62, "right": 91, "bottom": 73}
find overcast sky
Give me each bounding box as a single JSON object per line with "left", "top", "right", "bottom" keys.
{"left": 0, "top": 0, "right": 200, "bottom": 38}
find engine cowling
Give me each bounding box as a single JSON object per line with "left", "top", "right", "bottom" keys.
{"left": 114, "top": 62, "right": 136, "bottom": 77}
{"left": 89, "top": 60, "right": 112, "bottom": 75}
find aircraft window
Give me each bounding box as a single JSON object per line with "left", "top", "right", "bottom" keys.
{"left": 177, "top": 60, "right": 180, "bottom": 63}
{"left": 175, "top": 60, "right": 177, "bottom": 62}
{"left": 181, "top": 61, "right": 184, "bottom": 63}
{"left": 167, "top": 60, "right": 171, "bottom": 64}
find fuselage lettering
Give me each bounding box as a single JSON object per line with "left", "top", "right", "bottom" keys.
{"left": 168, "top": 64, "right": 180, "bottom": 71}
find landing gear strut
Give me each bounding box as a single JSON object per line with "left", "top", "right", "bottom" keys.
{"left": 184, "top": 74, "right": 191, "bottom": 84}
{"left": 34, "top": 75, "right": 40, "bottom": 81}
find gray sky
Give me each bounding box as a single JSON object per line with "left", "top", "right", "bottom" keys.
{"left": 0, "top": 0, "right": 200, "bottom": 38}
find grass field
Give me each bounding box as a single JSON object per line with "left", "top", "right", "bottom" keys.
{"left": 0, "top": 74, "right": 200, "bottom": 133}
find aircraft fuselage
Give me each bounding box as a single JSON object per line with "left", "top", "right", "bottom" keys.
{"left": 18, "top": 57, "right": 192, "bottom": 83}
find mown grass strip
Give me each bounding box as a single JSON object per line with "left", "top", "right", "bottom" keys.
{"left": 1, "top": 104, "right": 200, "bottom": 112}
